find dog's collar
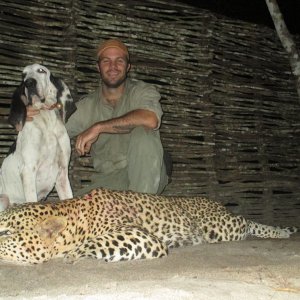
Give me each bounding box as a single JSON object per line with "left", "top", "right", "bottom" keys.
{"left": 48, "top": 103, "right": 63, "bottom": 110}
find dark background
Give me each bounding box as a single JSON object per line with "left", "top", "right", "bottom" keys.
{"left": 0, "top": 0, "right": 299, "bottom": 226}
{"left": 181, "top": 0, "right": 300, "bottom": 34}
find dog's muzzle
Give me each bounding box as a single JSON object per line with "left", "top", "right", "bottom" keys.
{"left": 24, "top": 78, "right": 44, "bottom": 104}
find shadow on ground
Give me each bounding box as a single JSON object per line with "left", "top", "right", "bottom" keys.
{"left": 1, "top": 234, "right": 299, "bottom": 299}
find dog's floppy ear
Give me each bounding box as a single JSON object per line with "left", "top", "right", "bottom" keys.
{"left": 58, "top": 80, "right": 77, "bottom": 123}
{"left": 8, "top": 83, "right": 27, "bottom": 131}
{"left": 50, "top": 75, "right": 77, "bottom": 123}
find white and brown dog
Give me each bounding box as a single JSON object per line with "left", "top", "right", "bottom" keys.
{"left": 0, "top": 64, "right": 76, "bottom": 211}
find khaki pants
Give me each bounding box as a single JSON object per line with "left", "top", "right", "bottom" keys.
{"left": 74, "top": 127, "right": 168, "bottom": 196}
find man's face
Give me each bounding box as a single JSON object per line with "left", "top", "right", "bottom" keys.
{"left": 97, "top": 47, "right": 130, "bottom": 88}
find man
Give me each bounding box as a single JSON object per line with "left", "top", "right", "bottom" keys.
{"left": 66, "top": 39, "right": 169, "bottom": 195}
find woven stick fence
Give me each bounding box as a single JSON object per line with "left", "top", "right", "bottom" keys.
{"left": 0, "top": 0, "right": 299, "bottom": 226}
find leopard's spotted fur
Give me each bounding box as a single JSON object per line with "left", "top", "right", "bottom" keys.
{"left": 0, "top": 188, "right": 297, "bottom": 264}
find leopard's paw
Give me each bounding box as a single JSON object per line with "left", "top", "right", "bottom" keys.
{"left": 63, "top": 251, "right": 80, "bottom": 264}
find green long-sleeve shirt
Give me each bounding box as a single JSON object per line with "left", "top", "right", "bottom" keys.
{"left": 66, "top": 78, "right": 164, "bottom": 174}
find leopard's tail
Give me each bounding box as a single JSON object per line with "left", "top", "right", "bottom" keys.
{"left": 246, "top": 220, "right": 297, "bottom": 239}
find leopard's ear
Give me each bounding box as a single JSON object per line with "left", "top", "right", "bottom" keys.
{"left": 35, "top": 216, "right": 67, "bottom": 246}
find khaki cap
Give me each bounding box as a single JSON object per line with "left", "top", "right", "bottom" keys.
{"left": 97, "top": 39, "right": 129, "bottom": 60}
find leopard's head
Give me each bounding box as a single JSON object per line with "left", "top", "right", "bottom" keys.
{"left": 0, "top": 203, "right": 68, "bottom": 265}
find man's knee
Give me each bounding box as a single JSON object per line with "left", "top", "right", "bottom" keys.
{"left": 127, "top": 127, "right": 169, "bottom": 194}
{"left": 130, "top": 126, "right": 154, "bottom": 142}
{"left": 127, "top": 126, "right": 164, "bottom": 172}
{"left": 129, "top": 127, "right": 162, "bottom": 153}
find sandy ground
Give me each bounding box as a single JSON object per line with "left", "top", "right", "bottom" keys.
{"left": 0, "top": 234, "right": 299, "bottom": 300}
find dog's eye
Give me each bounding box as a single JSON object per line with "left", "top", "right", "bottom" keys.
{"left": 37, "top": 68, "right": 46, "bottom": 74}
{"left": 0, "top": 230, "right": 13, "bottom": 236}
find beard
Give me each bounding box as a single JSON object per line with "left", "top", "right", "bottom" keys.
{"left": 101, "top": 71, "right": 127, "bottom": 89}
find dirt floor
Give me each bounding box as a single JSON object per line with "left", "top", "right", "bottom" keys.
{"left": 0, "top": 234, "right": 299, "bottom": 300}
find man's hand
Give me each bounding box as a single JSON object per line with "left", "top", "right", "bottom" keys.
{"left": 26, "top": 106, "right": 40, "bottom": 121}
{"left": 75, "top": 125, "right": 100, "bottom": 156}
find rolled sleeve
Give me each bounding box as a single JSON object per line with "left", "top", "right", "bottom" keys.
{"left": 129, "top": 81, "right": 163, "bottom": 129}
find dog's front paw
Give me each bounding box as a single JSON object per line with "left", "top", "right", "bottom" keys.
{"left": 0, "top": 194, "right": 10, "bottom": 212}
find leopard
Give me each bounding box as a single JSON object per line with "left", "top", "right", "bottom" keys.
{"left": 0, "top": 188, "right": 297, "bottom": 265}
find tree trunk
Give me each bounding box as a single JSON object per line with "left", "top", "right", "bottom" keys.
{"left": 265, "top": 0, "right": 300, "bottom": 102}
